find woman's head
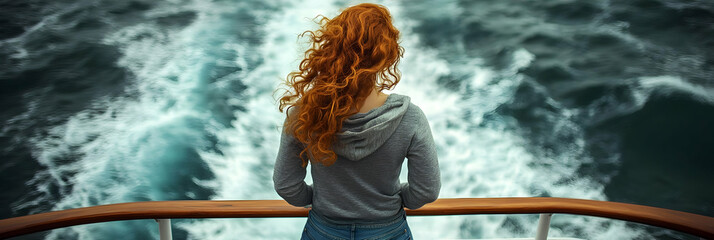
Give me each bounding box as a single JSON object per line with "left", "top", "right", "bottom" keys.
{"left": 279, "top": 3, "right": 404, "bottom": 167}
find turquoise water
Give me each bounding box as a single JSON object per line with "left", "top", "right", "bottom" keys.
{"left": 1, "top": 0, "right": 712, "bottom": 239}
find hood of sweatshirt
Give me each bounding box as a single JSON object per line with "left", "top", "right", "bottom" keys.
{"left": 334, "top": 94, "right": 410, "bottom": 161}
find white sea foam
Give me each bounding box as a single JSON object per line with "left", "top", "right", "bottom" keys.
{"left": 24, "top": 0, "right": 265, "bottom": 238}
{"left": 638, "top": 75, "right": 714, "bottom": 104}
{"left": 175, "top": 1, "right": 343, "bottom": 239}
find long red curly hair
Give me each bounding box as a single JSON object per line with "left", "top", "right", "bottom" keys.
{"left": 279, "top": 3, "right": 404, "bottom": 167}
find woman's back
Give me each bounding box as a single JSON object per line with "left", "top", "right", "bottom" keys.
{"left": 274, "top": 94, "right": 440, "bottom": 223}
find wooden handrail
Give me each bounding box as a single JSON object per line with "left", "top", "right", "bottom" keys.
{"left": 1, "top": 197, "right": 712, "bottom": 239}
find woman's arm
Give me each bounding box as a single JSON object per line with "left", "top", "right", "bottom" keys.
{"left": 400, "top": 107, "right": 441, "bottom": 209}
{"left": 273, "top": 131, "right": 313, "bottom": 207}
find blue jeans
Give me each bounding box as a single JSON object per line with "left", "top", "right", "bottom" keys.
{"left": 301, "top": 210, "right": 413, "bottom": 240}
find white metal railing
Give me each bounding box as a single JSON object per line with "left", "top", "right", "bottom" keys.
{"left": 156, "top": 219, "right": 172, "bottom": 240}
{"left": 535, "top": 213, "right": 552, "bottom": 240}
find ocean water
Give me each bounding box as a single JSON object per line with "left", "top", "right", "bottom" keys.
{"left": 1, "top": 0, "right": 713, "bottom": 239}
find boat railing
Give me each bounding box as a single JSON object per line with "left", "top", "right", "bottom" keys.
{"left": 0, "top": 197, "right": 712, "bottom": 239}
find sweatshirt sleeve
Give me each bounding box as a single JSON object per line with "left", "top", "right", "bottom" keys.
{"left": 273, "top": 130, "right": 313, "bottom": 207}
{"left": 400, "top": 107, "right": 441, "bottom": 209}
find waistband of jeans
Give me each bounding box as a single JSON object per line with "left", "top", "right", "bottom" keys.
{"left": 308, "top": 208, "right": 406, "bottom": 229}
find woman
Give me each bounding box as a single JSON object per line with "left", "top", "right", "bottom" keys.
{"left": 274, "top": 3, "right": 440, "bottom": 240}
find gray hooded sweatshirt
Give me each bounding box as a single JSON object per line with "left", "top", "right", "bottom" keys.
{"left": 273, "top": 93, "right": 440, "bottom": 224}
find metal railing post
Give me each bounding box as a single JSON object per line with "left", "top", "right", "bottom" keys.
{"left": 535, "top": 213, "right": 552, "bottom": 240}
{"left": 157, "top": 219, "right": 172, "bottom": 240}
